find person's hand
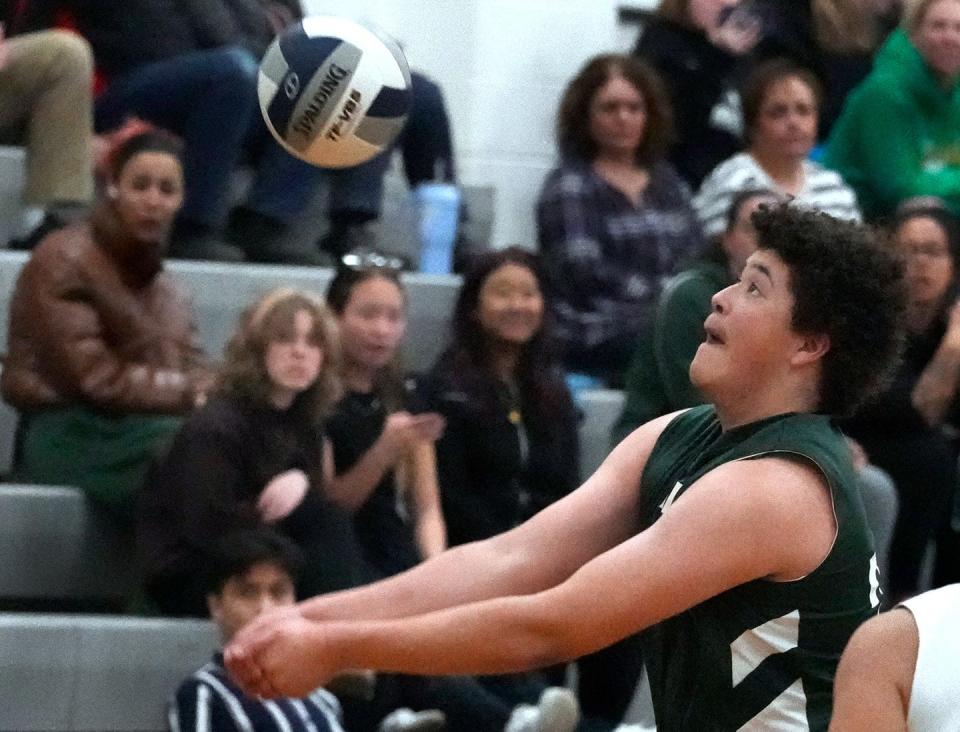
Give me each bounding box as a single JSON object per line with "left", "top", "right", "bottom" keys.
{"left": 0, "top": 24, "right": 9, "bottom": 72}
{"left": 257, "top": 469, "right": 309, "bottom": 523}
{"left": 943, "top": 299, "right": 960, "bottom": 352}
{"left": 225, "top": 611, "right": 341, "bottom": 698}
{"left": 381, "top": 411, "right": 446, "bottom": 453}
{"left": 708, "top": 10, "right": 761, "bottom": 56}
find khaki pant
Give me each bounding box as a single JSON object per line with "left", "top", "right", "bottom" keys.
{"left": 0, "top": 30, "right": 94, "bottom": 205}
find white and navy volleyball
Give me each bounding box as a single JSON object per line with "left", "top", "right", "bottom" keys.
{"left": 258, "top": 16, "right": 412, "bottom": 168}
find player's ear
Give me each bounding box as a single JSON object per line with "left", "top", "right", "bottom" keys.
{"left": 792, "top": 332, "right": 830, "bottom": 367}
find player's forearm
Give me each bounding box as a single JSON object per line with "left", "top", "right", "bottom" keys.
{"left": 326, "top": 593, "right": 574, "bottom": 677}
{"left": 297, "top": 535, "right": 549, "bottom": 622}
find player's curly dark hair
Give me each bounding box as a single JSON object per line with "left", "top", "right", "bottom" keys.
{"left": 753, "top": 205, "right": 907, "bottom": 417}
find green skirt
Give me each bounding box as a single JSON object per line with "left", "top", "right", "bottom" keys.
{"left": 17, "top": 407, "right": 182, "bottom": 520}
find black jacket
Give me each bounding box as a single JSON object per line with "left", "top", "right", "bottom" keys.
{"left": 418, "top": 352, "right": 581, "bottom": 546}
{"left": 634, "top": 18, "right": 744, "bottom": 187}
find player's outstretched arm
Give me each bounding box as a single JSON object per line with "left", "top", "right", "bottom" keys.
{"left": 293, "top": 412, "right": 679, "bottom": 624}
{"left": 226, "top": 454, "right": 835, "bottom": 698}
{"left": 829, "top": 609, "right": 916, "bottom": 732}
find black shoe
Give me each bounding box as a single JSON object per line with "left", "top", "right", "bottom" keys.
{"left": 167, "top": 233, "right": 245, "bottom": 262}
{"left": 8, "top": 212, "right": 68, "bottom": 250}
{"left": 227, "top": 206, "right": 327, "bottom": 267}
{"left": 318, "top": 221, "right": 380, "bottom": 261}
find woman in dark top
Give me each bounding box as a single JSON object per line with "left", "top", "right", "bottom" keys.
{"left": 138, "top": 288, "right": 364, "bottom": 617}
{"left": 420, "top": 249, "right": 639, "bottom": 730}
{"left": 324, "top": 267, "right": 446, "bottom": 579}
{"left": 844, "top": 202, "right": 960, "bottom": 600}
{"left": 420, "top": 247, "right": 580, "bottom": 547}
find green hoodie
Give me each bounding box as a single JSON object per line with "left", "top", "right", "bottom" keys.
{"left": 825, "top": 29, "right": 960, "bottom": 218}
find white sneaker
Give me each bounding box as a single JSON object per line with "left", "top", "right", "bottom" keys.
{"left": 379, "top": 707, "right": 446, "bottom": 732}
{"left": 504, "top": 687, "right": 580, "bottom": 732}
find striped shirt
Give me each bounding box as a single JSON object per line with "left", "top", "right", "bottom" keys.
{"left": 169, "top": 656, "right": 344, "bottom": 732}
{"left": 693, "top": 152, "right": 862, "bottom": 239}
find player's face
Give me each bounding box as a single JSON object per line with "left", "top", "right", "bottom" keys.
{"left": 750, "top": 76, "right": 819, "bottom": 162}
{"left": 265, "top": 309, "right": 324, "bottom": 406}
{"left": 691, "top": 249, "right": 802, "bottom": 395}
{"left": 589, "top": 75, "right": 647, "bottom": 159}
{"left": 112, "top": 151, "right": 184, "bottom": 244}
{"left": 208, "top": 562, "right": 295, "bottom": 643}
{"left": 897, "top": 216, "right": 955, "bottom": 308}
{"left": 914, "top": 0, "right": 960, "bottom": 80}
{"left": 475, "top": 263, "right": 545, "bottom": 347}
{"left": 337, "top": 276, "right": 407, "bottom": 372}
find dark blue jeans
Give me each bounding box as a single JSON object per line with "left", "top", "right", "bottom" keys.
{"left": 95, "top": 46, "right": 322, "bottom": 228}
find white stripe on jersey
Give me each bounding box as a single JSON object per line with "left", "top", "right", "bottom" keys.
{"left": 264, "top": 700, "right": 294, "bottom": 732}
{"left": 737, "top": 679, "right": 810, "bottom": 731}
{"left": 197, "top": 683, "right": 211, "bottom": 732}
{"left": 195, "top": 670, "right": 255, "bottom": 732}
{"left": 730, "top": 609, "right": 800, "bottom": 686}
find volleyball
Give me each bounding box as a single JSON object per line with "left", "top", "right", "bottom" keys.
{"left": 257, "top": 16, "right": 412, "bottom": 169}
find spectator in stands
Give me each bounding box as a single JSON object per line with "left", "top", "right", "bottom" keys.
{"left": 171, "top": 527, "right": 447, "bottom": 732}
{"left": 1, "top": 126, "right": 208, "bottom": 519}
{"left": 694, "top": 59, "right": 861, "bottom": 240}
{"left": 68, "top": 0, "right": 326, "bottom": 264}
{"left": 324, "top": 267, "right": 447, "bottom": 579}
{"left": 808, "top": 0, "right": 893, "bottom": 140}
{"left": 537, "top": 54, "right": 703, "bottom": 386}
{"left": 614, "top": 191, "right": 899, "bottom": 584}
{"left": 420, "top": 248, "right": 579, "bottom": 547}
{"left": 825, "top": 0, "right": 960, "bottom": 220}
{"left": 633, "top": 0, "right": 760, "bottom": 186}
{"left": 170, "top": 528, "right": 349, "bottom": 732}
{"left": 138, "top": 288, "right": 365, "bottom": 617}
{"left": 0, "top": 4, "right": 94, "bottom": 248}
{"left": 843, "top": 201, "right": 960, "bottom": 601}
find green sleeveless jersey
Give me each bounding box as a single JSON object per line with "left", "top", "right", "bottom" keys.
{"left": 638, "top": 405, "right": 880, "bottom": 731}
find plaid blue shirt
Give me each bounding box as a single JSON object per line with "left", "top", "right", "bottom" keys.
{"left": 537, "top": 160, "right": 704, "bottom": 358}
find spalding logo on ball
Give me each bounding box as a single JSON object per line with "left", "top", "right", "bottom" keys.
{"left": 258, "top": 16, "right": 411, "bottom": 168}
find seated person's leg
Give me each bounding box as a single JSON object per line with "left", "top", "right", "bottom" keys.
{"left": 318, "top": 150, "right": 392, "bottom": 260}
{"left": 0, "top": 30, "right": 95, "bottom": 248}
{"left": 95, "top": 46, "right": 262, "bottom": 261}
{"left": 226, "top": 120, "right": 327, "bottom": 265}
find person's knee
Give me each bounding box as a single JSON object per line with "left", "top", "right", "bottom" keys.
{"left": 45, "top": 30, "right": 94, "bottom": 79}
{"left": 209, "top": 46, "right": 259, "bottom": 87}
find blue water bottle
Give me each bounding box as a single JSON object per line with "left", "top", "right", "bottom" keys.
{"left": 414, "top": 181, "right": 461, "bottom": 274}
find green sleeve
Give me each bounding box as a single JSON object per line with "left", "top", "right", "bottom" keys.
{"left": 653, "top": 275, "right": 716, "bottom": 409}
{"left": 836, "top": 85, "right": 960, "bottom": 213}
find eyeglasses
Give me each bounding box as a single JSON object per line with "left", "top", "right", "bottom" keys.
{"left": 340, "top": 250, "right": 406, "bottom": 271}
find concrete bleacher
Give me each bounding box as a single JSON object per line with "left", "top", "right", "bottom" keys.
{"left": 0, "top": 613, "right": 217, "bottom": 731}
{"left": 0, "top": 251, "right": 460, "bottom": 376}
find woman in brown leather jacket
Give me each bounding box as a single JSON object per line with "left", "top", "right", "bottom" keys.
{"left": 1, "top": 125, "right": 209, "bottom": 517}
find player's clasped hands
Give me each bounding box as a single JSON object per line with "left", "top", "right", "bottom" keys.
{"left": 225, "top": 608, "right": 339, "bottom": 699}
